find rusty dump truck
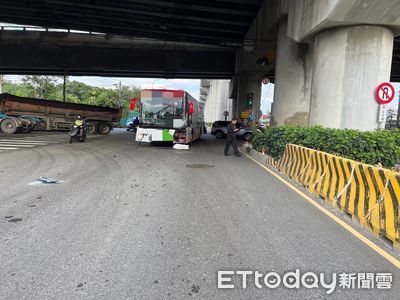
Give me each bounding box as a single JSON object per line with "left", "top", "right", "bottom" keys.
{"left": 0, "top": 93, "right": 122, "bottom": 135}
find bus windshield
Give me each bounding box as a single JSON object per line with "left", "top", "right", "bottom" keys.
{"left": 141, "top": 97, "right": 184, "bottom": 128}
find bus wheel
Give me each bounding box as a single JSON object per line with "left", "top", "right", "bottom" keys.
{"left": 1, "top": 118, "right": 18, "bottom": 134}
{"left": 98, "top": 123, "right": 111, "bottom": 135}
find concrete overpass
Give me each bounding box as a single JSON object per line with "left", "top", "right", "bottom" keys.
{"left": 1, "top": 0, "right": 400, "bottom": 130}
{"left": 0, "top": 0, "right": 261, "bottom": 78}
{"left": 0, "top": 28, "right": 236, "bottom": 79}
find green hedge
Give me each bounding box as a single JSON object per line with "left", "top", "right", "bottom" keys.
{"left": 251, "top": 126, "right": 400, "bottom": 168}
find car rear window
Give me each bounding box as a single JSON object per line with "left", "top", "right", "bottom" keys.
{"left": 213, "top": 121, "right": 230, "bottom": 127}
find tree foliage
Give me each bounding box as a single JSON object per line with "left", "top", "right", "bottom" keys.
{"left": 252, "top": 125, "right": 400, "bottom": 168}
{"left": 3, "top": 76, "right": 140, "bottom": 119}
{"left": 21, "top": 75, "right": 58, "bottom": 99}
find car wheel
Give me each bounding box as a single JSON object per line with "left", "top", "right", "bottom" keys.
{"left": 215, "top": 131, "right": 224, "bottom": 139}
{"left": 244, "top": 132, "right": 253, "bottom": 141}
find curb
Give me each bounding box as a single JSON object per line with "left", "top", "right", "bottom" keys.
{"left": 241, "top": 144, "right": 276, "bottom": 167}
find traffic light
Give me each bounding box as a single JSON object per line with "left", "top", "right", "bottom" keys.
{"left": 247, "top": 92, "right": 254, "bottom": 109}
{"left": 130, "top": 98, "right": 137, "bottom": 110}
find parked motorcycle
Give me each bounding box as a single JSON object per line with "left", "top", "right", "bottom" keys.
{"left": 69, "top": 121, "right": 88, "bottom": 144}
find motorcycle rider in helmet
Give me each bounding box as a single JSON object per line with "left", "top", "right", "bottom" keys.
{"left": 74, "top": 114, "right": 85, "bottom": 135}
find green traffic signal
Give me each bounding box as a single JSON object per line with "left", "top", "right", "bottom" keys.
{"left": 247, "top": 92, "right": 254, "bottom": 109}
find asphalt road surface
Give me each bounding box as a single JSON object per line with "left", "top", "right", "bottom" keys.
{"left": 0, "top": 129, "right": 399, "bottom": 299}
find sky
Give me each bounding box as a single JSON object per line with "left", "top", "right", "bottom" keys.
{"left": 261, "top": 83, "right": 274, "bottom": 114}
{"left": 384, "top": 82, "right": 400, "bottom": 110}
{"left": 3, "top": 75, "right": 399, "bottom": 115}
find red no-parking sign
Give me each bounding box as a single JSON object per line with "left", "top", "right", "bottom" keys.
{"left": 262, "top": 77, "right": 270, "bottom": 85}
{"left": 375, "top": 82, "right": 395, "bottom": 105}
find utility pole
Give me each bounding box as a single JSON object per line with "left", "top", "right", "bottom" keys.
{"left": 39, "top": 80, "right": 44, "bottom": 99}
{"left": 0, "top": 74, "right": 3, "bottom": 94}
{"left": 114, "top": 81, "right": 122, "bottom": 107}
{"left": 118, "top": 81, "right": 122, "bottom": 104}
{"left": 63, "top": 74, "right": 67, "bottom": 102}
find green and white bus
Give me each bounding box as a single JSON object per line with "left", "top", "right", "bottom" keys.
{"left": 135, "top": 89, "right": 205, "bottom": 144}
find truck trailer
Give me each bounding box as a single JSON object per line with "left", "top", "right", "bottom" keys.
{"left": 0, "top": 93, "right": 122, "bottom": 135}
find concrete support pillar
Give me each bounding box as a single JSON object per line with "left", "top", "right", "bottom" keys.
{"left": 203, "top": 80, "right": 231, "bottom": 123}
{"left": 271, "top": 18, "right": 312, "bottom": 126}
{"left": 236, "top": 71, "right": 262, "bottom": 121}
{"left": 309, "top": 25, "right": 394, "bottom": 130}
{"left": 231, "top": 97, "right": 237, "bottom": 119}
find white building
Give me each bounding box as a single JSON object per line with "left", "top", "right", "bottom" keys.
{"left": 201, "top": 79, "right": 232, "bottom": 124}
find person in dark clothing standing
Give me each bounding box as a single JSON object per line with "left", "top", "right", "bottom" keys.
{"left": 224, "top": 118, "right": 241, "bottom": 157}
{"left": 132, "top": 116, "right": 140, "bottom": 133}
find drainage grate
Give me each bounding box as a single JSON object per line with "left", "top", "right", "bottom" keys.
{"left": 186, "top": 164, "right": 215, "bottom": 169}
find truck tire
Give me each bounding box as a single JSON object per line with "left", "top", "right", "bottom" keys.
{"left": 87, "top": 123, "right": 98, "bottom": 135}
{"left": 23, "top": 127, "right": 32, "bottom": 133}
{"left": 98, "top": 123, "right": 111, "bottom": 135}
{"left": 0, "top": 118, "right": 18, "bottom": 134}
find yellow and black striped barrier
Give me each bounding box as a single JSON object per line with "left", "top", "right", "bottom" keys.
{"left": 276, "top": 144, "right": 400, "bottom": 248}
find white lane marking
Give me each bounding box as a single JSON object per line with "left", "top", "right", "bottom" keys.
{"left": 23, "top": 137, "right": 65, "bottom": 140}
{"left": 0, "top": 134, "right": 100, "bottom": 146}
{"left": 0, "top": 147, "right": 19, "bottom": 150}
{"left": 0, "top": 139, "right": 58, "bottom": 144}
{"left": 0, "top": 144, "right": 36, "bottom": 148}
{"left": 0, "top": 140, "right": 49, "bottom": 145}
{"left": 0, "top": 139, "right": 50, "bottom": 142}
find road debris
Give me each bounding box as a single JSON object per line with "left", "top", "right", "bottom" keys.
{"left": 173, "top": 144, "right": 190, "bottom": 150}
{"left": 29, "top": 176, "right": 63, "bottom": 185}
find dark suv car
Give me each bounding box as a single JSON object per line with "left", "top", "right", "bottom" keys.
{"left": 211, "top": 121, "right": 253, "bottom": 141}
